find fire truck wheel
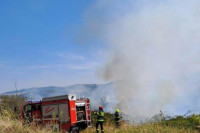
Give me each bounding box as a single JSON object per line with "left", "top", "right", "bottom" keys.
{"left": 70, "top": 126, "right": 79, "bottom": 133}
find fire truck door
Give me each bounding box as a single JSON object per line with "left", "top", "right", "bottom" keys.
{"left": 59, "top": 104, "right": 69, "bottom": 123}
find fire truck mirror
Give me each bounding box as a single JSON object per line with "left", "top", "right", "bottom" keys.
{"left": 71, "top": 96, "right": 74, "bottom": 99}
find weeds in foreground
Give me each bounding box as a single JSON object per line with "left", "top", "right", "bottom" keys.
{"left": 0, "top": 109, "right": 200, "bottom": 133}
{"left": 1, "top": 97, "right": 200, "bottom": 133}
{"left": 82, "top": 122, "right": 199, "bottom": 133}
{"left": 0, "top": 109, "right": 49, "bottom": 133}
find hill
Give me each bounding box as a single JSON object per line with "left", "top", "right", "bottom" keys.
{"left": 1, "top": 82, "right": 116, "bottom": 111}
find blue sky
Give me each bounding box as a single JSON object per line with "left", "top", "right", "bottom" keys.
{"left": 0, "top": 0, "right": 105, "bottom": 93}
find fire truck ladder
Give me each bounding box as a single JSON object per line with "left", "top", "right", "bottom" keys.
{"left": 85, "top": 98, "right": 92, "bottom": 127}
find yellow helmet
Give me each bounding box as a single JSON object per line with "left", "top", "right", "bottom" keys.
{"left": 116, "top": 109, "right": 120, "bottom": 113}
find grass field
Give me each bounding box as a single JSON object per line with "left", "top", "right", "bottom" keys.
{"left": 0, "top": 110, "right": 48, "bottom": 133}
{"left": 0, "top": 96, "right": 200, "bottom": 133}
{"left": 82, "top": 112, "right": 200, "bottom": 133}
{"left": 1, "top": 109, "right": 200, "bottom": 133}
{"left": 0, "top": 116, "right": 198, "bottom": 133}
{"left": 82, "top": 123, "right": 199, "bottom": 133}
{"left": 0, "top": 111, "right": 200, "bottom": 133}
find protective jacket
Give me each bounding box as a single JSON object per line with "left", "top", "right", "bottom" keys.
{"left": 115, "top": 112, "right": 121, "bottom": 122}
{"left": 94, "top": 110, "right": 104, "bottom": 122}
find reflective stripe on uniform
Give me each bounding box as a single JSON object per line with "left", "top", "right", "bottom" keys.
{"left": 96, "top": 110, "right": 104, "bottom": 121}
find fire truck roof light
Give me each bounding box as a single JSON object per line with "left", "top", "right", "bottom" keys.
{"left": 28, "top": 99, "right": 41, "bottom": 103}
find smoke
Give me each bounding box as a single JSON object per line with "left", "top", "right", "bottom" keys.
{"left": 80, "top": 0, "right": 200, "bottom": 120}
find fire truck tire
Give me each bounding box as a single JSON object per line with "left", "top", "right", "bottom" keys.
{"left": 70, "top": 126, "right": 79, "bottom": 133}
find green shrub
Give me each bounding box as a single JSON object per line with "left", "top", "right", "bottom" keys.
{"left": 161, "top": 114, "right": 200, "bottom": 130}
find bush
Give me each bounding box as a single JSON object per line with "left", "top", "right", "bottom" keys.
{"left": 87, "top": 111, "right": 200, "bottom": 133}
{"left": 161, "top": 114, "right": 200, "bottom": 130}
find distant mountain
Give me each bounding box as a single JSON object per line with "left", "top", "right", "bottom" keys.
{"left": 1, "top": 82, "right": 117, "bottom": 112}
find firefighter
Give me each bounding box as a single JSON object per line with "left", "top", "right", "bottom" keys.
{"left": 94, "top": 105, "right": 104, "bottom": 133}
{"left": 115, "top": 109, "right": 122, "bottom": 128}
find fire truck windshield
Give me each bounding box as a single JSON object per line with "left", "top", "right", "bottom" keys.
{"left": 24, "top": 104, "right": 37, "bottom": 112}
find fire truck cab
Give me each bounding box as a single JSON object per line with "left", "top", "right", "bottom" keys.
{"left": 22, "top": 100, "right": 41, "bottom": 124}
{"left": 22, "top": 94, "right": 92, "bottom": 133}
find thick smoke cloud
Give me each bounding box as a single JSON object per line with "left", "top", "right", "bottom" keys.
{"left": 81, "top": 0, "right": 200, "bottom": 120}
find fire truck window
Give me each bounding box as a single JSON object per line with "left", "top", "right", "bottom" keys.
{"left": 32, "top": 105, "right": 36, "bottom": 111}
{"left": 25, "top": 105, "right": 32, "bottom": 112}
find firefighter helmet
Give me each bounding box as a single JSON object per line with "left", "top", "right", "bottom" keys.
{"left": 116, "top": 109, "right": 120, "bottom": 113}
{"left": 99, "top": 105, "right": 103, "bottom": 109}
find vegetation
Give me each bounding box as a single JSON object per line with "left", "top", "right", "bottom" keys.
{"left": 0, "top": 95, "right": 48, "bottom": 133}
{"left": 0, "top": 96, "right": 200, "bottom": 132}
{"left": 83, "top": 111, "right": 200, "bottom": 133}
{"left": 82, "top": 122, "right": 198, "bottom": 133}
{"left": 161, "top": 115, "right": 200, "bottom": 129}
{"left": 0, "top": 109, "right": 49, "bottom": 133}
{"left": 0, "top": 95, "right": 26, "bottom": 112}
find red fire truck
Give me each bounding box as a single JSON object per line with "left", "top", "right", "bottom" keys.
{"left": 21, "top": 94, "right": 92, "bottom": 133}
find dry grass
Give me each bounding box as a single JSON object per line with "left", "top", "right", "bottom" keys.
{"left": 0, "top": 116, "right": 199, "bottom": 133}
{"left": 0, "top": 109, "right": 199, "bottom": 133}
{"left": 82, "top": 122, "right": 199, "bottom": 133}
{"left": 0, "top": 110, "right": 49, "bottom": 133}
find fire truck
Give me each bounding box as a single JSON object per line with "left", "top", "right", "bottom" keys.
{"left": 21, "top": 94, "right": 92, "bottom": 133}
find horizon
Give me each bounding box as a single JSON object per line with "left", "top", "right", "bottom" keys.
{"left": 2, "top": 82, "right": 112, "bottom": 94}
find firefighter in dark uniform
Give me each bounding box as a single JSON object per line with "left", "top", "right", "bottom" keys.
{"left": 94, "top": 105, "right": 104, "bottom": 133}
{"left": 115, "top": 109, "right": 122, "bottom": 128}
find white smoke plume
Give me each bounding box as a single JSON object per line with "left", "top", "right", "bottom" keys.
{"left": 80, "top": 0, "right": 200, "bottom": 120}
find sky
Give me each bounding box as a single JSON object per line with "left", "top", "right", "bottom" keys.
{"left": 0, "top": 0, "right": 105, "bottom": 93}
